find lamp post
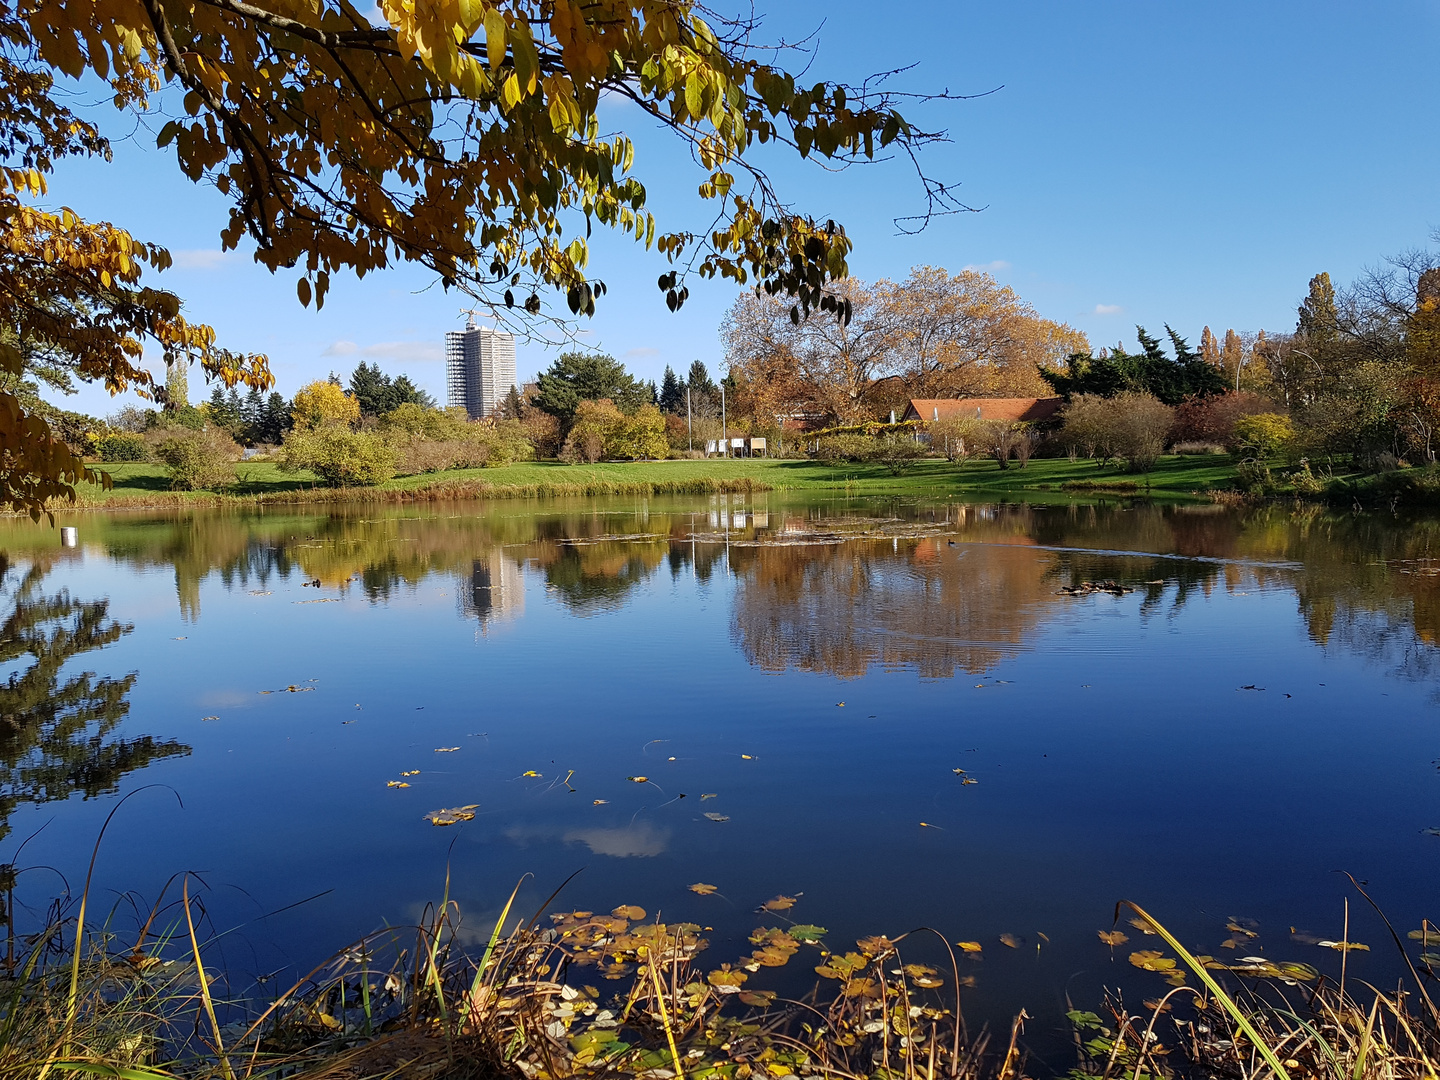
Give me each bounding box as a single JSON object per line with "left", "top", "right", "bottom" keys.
{"left": 721, "top": 383, "right": 727, "bottom": 457}
{"left": 687, "top": 386, "right": 692, "bottom": 452}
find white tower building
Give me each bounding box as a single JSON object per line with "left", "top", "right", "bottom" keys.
{"left": 445, "top": 316, "right": 517, "bottom": 420}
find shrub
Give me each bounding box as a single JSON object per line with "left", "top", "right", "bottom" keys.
{"left": 1232, "top": 413, "right": 1295, "bottom": 459}
{"left": 977, "top": 421, "right": 1026, "bottom": 469}
{"left": 280, "top": 424, "right": 398, "bottom": 485}
{"left": 1171, "top": 391, "right": 1275, "bottom": 446}
{"left": 151, "top": 427, "right": 240, "bottom": 490}
{"left": 873, "top": 432, "right": 927, "bottom": 474}
{"left": 814, "top": 433, "right": 877, "bottom": 462}
{"left": 1060, "top": 395, "right": 1119, "bottom": 462}
{"left": 382, "top": 406, "right": 535, "bottom": 473}
{"left": 97, "top": 432, "right": 149, "bottom": 462}
{"left": 559, "top": 398, "right": 622, "bottom": 463}
{"left": 1171, "top": 441, "right": 1226, "bottom": 455}
{"left": 607, "top": 404, "right": 668, "bottom": 460}
{"left": 291, "top": 380, "right": 360, "bottom": 430}
{"left": 1062, "top": 392, "right": 1172, "bottom": 471}
{"left": 928, "top": 416, "right": 979, "bottom": 461}
{"left": 1110, "top": 392, "right": 1173, "bottom": 471}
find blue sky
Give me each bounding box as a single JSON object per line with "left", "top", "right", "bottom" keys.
{"left": 43, "top": 1, "right": 1440, "bottom": 416}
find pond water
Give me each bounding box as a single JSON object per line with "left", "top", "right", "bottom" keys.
{"left": 2, "top": 494, "right": 1437, "bottom": 1056}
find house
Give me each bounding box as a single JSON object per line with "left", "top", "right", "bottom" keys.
{"left": 902, "top": 397, "right": 1064, "bottom": 425}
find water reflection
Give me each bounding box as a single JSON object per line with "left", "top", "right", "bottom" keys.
{"left": 4, "top": 499, "right": 1440, "bottom": 685}
{"left": 0, "top": 555, "right": 188, "bottom": 840}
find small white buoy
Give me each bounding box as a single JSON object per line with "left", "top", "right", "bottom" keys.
{"left": 60, "top": 526, "right": 77, "bottom": 547}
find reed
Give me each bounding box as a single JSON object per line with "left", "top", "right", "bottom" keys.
{"left": 5, "top": 876, "right": 1437, "bottom": 1080}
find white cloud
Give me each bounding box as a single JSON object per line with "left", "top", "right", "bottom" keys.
{"left": 1092, "top": 304, "right": 1123, "bottom": 316}
{"left": 171, "top": 249, "right": 237, "bottom": 270}
{"left": 625, "top": 346, "right": 660, "bottom": 359}
{"left": 359, "top": 341, "right": 444, "bottom": 363}
{"left": 321, "top": 340, "right": 443, "bottom": 363}
{"left": 962, "top": 260, "right": 1012, "bottom": 274}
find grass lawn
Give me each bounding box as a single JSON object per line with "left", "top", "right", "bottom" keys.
{"left": 76, "top": 453, "right": 1242, "bottom": 508}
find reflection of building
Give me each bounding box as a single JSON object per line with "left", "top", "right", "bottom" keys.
{"left": 459, "top": 551, "right": 524, "bottom": 627}
{"left": 445, "top": 316, "right": 517, "bottom": 419}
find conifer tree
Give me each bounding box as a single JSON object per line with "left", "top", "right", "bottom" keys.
{"left": 659, "top": 366, "right": 686, "bottom": 413}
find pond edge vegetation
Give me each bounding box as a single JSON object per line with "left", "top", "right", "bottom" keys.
{"left": 6, "top": 849, "right": 1438, "bottom": 1080}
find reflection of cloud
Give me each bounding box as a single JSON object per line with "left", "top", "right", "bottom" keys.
{"left": 194, "top": 688, "right": 256, "bottom": 709}
{"left": 172, "top": 249, "right": 237, "bottom": 270}
{"left": 962, "top": 260, "right": 1011, "bottom": 274}
{"left": 624, "top": 347, "right": 660, "bottom": 359}
{"left": 323, "top": 340, "right": 444, "bottom": 363}
{"left": 562, "top": 823, "right": 669, "bottom": 857}
{"left": 1093, "top": 304, "right": 1123, "bottom": 316}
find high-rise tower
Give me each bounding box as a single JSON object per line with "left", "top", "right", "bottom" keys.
{"left": 444, "top": 316, "right": 517, "bottom": 420}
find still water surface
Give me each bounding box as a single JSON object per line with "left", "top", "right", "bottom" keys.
{"left": 2, "top": 495, "right": 1437, "bottom": 1041}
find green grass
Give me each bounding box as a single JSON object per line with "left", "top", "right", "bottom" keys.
{"left": 68, "top": 454, "right": 1241, "bottom": 510}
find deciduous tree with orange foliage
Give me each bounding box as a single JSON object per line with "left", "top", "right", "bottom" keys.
{"left": 722, "top": 267, "right": 1087, "bottom": 425}
{"left": 0, "top": 0, "right": 954, "bottom": 516}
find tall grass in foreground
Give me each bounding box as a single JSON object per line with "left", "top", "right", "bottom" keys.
{"left": 2, "top": 878, "right": 1436, "bottom": 1079}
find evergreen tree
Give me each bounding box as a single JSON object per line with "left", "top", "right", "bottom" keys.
{"left": 255, "top": 392, "right": 292, "bottom": 444}
{"left": 534, "top": 351, "right": 648, "bottom": 423}
{"left": 659, "top": 365, "right": 685, "bottom": 412}
{"left": 686, "top": 359, "right": 716, "bottom": 395}
{"left": 389, "top": 374, "right": 436, "bottom": 411}
{"left": 349, "top": 360, "right": 391, "bottom": 416}
{"left": 647, "top": 379, "right": 659, "bottom": 406}
{"left": 1041, "top": 326, "right": 1226, "bottom": 404}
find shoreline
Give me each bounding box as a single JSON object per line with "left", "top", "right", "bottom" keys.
{"left": 24, "top": 456, "right": 1251, "bottom": 515}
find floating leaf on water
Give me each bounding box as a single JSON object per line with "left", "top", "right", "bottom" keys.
{"left": 1316, "top": 940, "right": 1370, "bottom": 952}
{"left": 738, "top": 990, "right": 776, "bottom": 1007}
{"left": 842, "top": 977, "right": 880, "bottom": 999}
{"left": 1128, "top": 916, "right": 1158, "bottom": 936}
{"left": 761, "top": 895, "right": 797, "bottom": 912}
{"left": 401, "top": 770, "right": 420, "bottom": 777}
{"left": 919, "top": 821, "right": 942, "bottom": 829}
{"left": 700, "top": 793, "right": 718, "bottom": 800}
{"left": 434, "top": 747, "right": 460, "bottom": 753}
{"left": 521, "top": 770, "right": 541, "bottom": 777}
{"left": 815, "top": 952, "right": 866, "bottom": 979}
{"left": 703, "top": 812, "right": 729, "bottom": 822}
{"left": 627, "top": 775, "right": 648, "bottom": 783}
{"left": 611, "top": 904, "right": 646, "bottom": 920}
{"left": 857, "top": 935, "right": 895, "bottom": 955}
{"left": 259, "top": 685, "right": 315, "bottom": 694}
{"left": 740, "top": 754, "right": 754, "bottom": 760}
{"left": 386, "top": 780, "right": 410, "bottom": 788}
{"left": 904, "top": 963, "right": 944, "bottom": 988}
{"left": 200, "top": 715, "right": 218, "bottom": 722}
{"left": 955, "top": 941, "right": 982, "bottom": 954}
{"left": 1408, "top": 923, "right": 1439, "bottom": 941}
{"left": 835, "top": 702, "right": 845, "bottom": 707}
{"left": 1097, "top": 930, "right": 1128, "bottom": 947}
{"left": 1129, "top": 950, "right": 1176, "bottom": 972}
{"left": 952, "top": 768, "right": 965, "bottom": 775}
{"left": 961, "top": 778, "right": 979, "bottom": 786}
{"left": 999, "top": 934, "right": 1023, "bottom": 949}
{"left": 592, "top": 799, "right": 608, "bottom": 805}
{"left": 424, "top": 804, "right": 478, "bottom": 826}
{"left": 689, "top": 883, "right": 718, "bottom": 896}
{"left": 790, "top": 925, "right": 827, "bottom": 942}
{"left": 707, "top": 966, "right": 747, "bottom": 991}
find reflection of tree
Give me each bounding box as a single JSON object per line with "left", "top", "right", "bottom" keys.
{"left": 0, "top": 557, "right": 188, "bottom": 841}
{"left": 536, "top": 540, "right": 669, "bottom": 614}
{"left": 728, "top": 538, "right": 1056, "bottom": 679}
